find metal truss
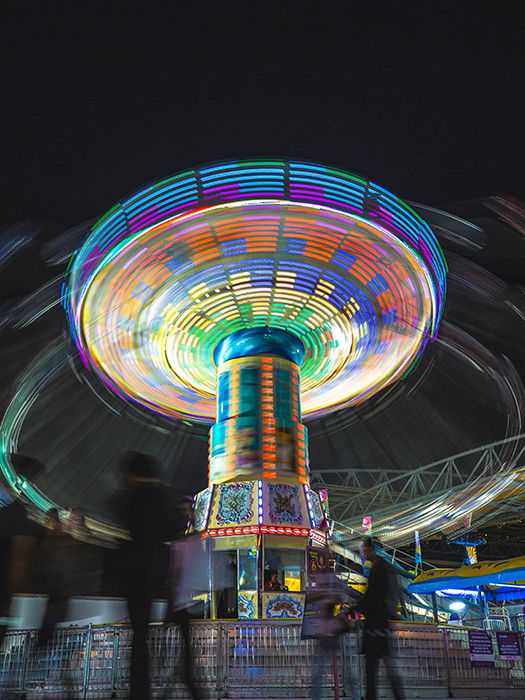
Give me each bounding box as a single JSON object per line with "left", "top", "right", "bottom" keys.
{"left": 312, "top": 434, "right": 525, "bottom": 526}
{"left": 414, "top": 535, "right": 524, "bottom": 563}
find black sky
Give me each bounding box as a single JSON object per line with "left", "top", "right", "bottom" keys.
{"left": 2, "top": 1, "right": 525, "bottom": 227}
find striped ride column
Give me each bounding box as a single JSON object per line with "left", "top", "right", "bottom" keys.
{"left": 209, "top": 327, "right": 309, "bottom": 485}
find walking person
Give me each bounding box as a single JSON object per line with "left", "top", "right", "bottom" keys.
{"left": 306, "top": 569, "right": 350, "bottom": 700}
{"left": 112, "top": 452, "right": 183, "bottom": 700}
{"left": 0, "top": 455, "right": 45, "bottom": 650}
{"left": 163, "top": 495, "right": 206, "bottom": 700}
{"left": 33, "top": 507, "right": 74, "bottom": 698}
{"left": 357, "top": 537, "right": 404, "bottom": 700}
{"left": 35, "top": 508, "right": 70, "bottom": 649}
{"left": 66, "top": 508, "right": 103, "bottom": 596}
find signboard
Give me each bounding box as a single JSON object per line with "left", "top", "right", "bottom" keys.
{"left": 307, "top": 547, "right": 330, "bottom": 578}
{"left": 496, "top": 631, "right": 522, "bottom": 660}
{"left": 468, "top": 629, "right": 494, "bottom": 667}
{"left": 301, "top": 592, "right": 322, "bottom": 639}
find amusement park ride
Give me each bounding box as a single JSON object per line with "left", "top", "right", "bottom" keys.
{"left": 6, "top": 160, "right": 448, "bottom": 618}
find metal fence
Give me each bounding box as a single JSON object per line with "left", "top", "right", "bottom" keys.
{"left": 1, "top": 621, "right": 524, "bottom": 698}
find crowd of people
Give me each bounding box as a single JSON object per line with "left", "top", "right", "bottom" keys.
{"left": 0, "top": 452, "right": 405, "bottom": 700}
{"left": 0, "top": 452, "right": 200, "bottom": 699}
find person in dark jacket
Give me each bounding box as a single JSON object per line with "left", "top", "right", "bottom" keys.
{"left": 309, "top": 570, "right": 350, "bottom": 700}
{"left": 35, "top": 508, "right": 71, "bottom": 648}
{"left": 358, "top": 537, "right": 404, "bottom": 700}
{"left": 163, "top": 495, "right": 202, "bottom": 700}
{"left": 0, "top": 455, "right": 45, "bottom": 649}
{"left": 112, "top": 452, "right": 185, "bottom": 700}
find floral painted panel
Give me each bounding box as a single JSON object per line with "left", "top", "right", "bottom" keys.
{"left": 268, "top": 483, "right": 303, "bottom": 525}
{"left": 263, "top": 592, "right": 304, "bottom": 619}
{"left": 216, "top": 482, "right": 254, "bottom": 526}
{"left": 238, "top": 591, "right": 257, "bottom": 619}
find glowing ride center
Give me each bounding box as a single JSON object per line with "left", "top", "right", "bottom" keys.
{"left": 66, "top": 160, "right": 447, "bottom": 619}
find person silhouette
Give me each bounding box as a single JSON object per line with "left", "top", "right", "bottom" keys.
{"left": 0, "top": 454, "right": 45, "bottom": 649}
{"left": 112, "top": 451, "right": 184, "bottom": 700}
{"left": 358, "top": 537, "right": 404, "bottom": 700}
{"left": 164, "top": 495, "right": 203, "bottom": 700}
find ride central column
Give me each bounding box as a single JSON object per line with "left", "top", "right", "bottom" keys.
{"left": 210, "top": 327, "right": 309, "bottom": 485}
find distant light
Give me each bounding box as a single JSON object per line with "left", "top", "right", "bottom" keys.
{"left": 449, "top": 601, "right": 466, "bottom": 611}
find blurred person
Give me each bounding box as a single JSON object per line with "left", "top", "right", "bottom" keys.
{"left": 31, "top": 507, "right": 79, "bottom": 698}
{"left": 308, "top": 568, "right": 350, "bottom": 700}
{"left": 163, "top": 495, "right": 207, "bottom": 700}
{"left": 66, "top": 508, "right": 103, "bottom": 596}
{"left": 112, "top": 451, "right": 184, "bottom": 700}
{"left": 0, "top": 454, "right": 45, "bottom": 648}
{"left": 35, "top": 508, "right": 70, "bottom": 648}
{"left": 357, "top": 537, "right": 404, "bottom": 700}
{"left": 179, "top": 494, "right": 194, "bottom": 532}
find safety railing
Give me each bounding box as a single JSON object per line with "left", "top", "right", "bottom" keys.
{"left": 0, "top": 621, "right": 524, "bottom": 698}
{"left": 483, "top": 615, "right": 511, "bottom": 631}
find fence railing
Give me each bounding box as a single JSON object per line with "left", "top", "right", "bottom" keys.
{"left": 484, "top": 615, "right": 511, "bottom": 631}
{"left": 1, "top": 621, "right": 524, "bottom": 698}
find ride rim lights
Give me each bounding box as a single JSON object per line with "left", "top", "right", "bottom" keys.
{"left": 66, "top": 160, "right": 446, "bottom": 426}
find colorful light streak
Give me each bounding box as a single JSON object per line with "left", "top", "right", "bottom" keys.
{"left": 66, "top": 161, "right": 446, "bottom": 423}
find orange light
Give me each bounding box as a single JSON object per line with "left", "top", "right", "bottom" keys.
{"left": 205, "top": 525, "right": 313, "bottom": 538}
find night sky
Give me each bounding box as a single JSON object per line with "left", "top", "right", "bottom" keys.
{"left": 2, "top": 2, "right": 525, "bottom": 228}
{"left": 1, "top": 3, "right": 525, "bottom": 543}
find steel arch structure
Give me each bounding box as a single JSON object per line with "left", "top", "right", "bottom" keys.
{"left": 312, "top": 434, "right": 525, "bottom": 544}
